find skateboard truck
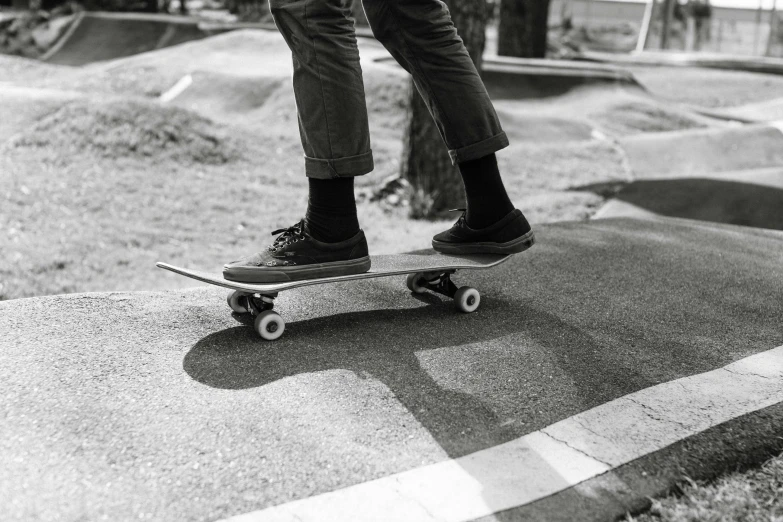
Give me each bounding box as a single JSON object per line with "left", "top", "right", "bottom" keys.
{"left": 406, "top": 270, "right": 480, "bottom": 314}
{"left": 227, "top": 291, "right": 285, "bottom": 341}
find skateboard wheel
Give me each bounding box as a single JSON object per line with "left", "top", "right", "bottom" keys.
{"left": 254, "top": 310, "right": 285, "bottom": 341}
{"left": 227, "top": 290, "right": 250, "bottom": 314}
{"left": 406, "top": 273, "right": 427, "bottom": 294}
{"left": 454, "top": 287, "right": 480, "bottom": 313}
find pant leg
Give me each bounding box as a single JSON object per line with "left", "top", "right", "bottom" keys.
{"left": 362, "top": 0, "right": 508, "bottom": 164}
{"left": 270, "top": 0, "right": 374, "bottom": 178}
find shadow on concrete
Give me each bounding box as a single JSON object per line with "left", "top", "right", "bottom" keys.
{"left": 183, "top": 296, "right": 649, "bottom": 459}
{"left": 178, "top": 216, "right": 783, "bottom": 517}
{"left": 483, "top": 67, "right": 640, "bottom": 101}
{"left": 580, "top": 178, "right": 783, "bottom": 230}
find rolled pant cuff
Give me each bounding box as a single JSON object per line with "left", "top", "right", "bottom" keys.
{"left": 449, "top": 131, "right": 510, "bottom": 165}
{"left": 305, "top": 150, "right": 375, "bottom": 179}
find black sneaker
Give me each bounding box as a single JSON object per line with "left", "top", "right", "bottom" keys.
{"left": 223, "top": 220, "right": 371, "bottom": 283}
{"left": 432, "top": 209, "right": 535, "bottom": 255}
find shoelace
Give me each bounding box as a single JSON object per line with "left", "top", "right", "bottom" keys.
{"left": 268, "top": 220, "right": 306, "bottom": 251}
{"left": 449, "top": 208, "right": 467, "bottom": 227}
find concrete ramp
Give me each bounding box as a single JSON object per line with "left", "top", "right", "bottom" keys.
{"left": 2, "top": 218, "right": 782, "bottom": 522}
{"left": 591, "top": 171, "right": 783, "bottom": 230}
{"left": 43, "top": 12, "right": 222, "bottom": 66}
{"left": 588, "top": 123, "right": 783, "bottom": 229}
{"left": 619, "top": 125, "right": 783, "bottom": 178}
{"left": 715, "top": 98, "right": 783, "bottom": 123}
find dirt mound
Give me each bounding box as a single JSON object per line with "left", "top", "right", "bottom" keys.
{"left": 591, "top": 100, "right": 708, "bottom": 135}
{"left": 0, "top": 84, "right": 81, "bottom": 143}
{"left": 0, "top": 54, "right": 70, "bottom": 83}
{"left": 717, "top": 97, "right": 783, "bottom": 123}
{"left": 496, "top": 110, "right": 595, "bottom": 142}
{"left": 168, "top": 71, "right": 286, "bottom": 121}
{"left": 490, "top": 82, "right": 720, "bottom": 142}
{"left": 620, "top": 125, "right": 783, "bottom": 178}
{"left": 6, "top": 98, "right": 239, "bottom": 165}
{"left": 629, "top": 65, "right": 783, "bottom": 109}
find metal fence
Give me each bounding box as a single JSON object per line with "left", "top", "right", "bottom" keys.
{"left": 550, "top": 0, "right": 783, "bottom": 57}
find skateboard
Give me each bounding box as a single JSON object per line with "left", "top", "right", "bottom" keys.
{"left": 156, "top": 250, "right": 512, "bottom": 341}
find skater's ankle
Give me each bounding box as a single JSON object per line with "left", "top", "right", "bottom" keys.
{"left": 458, "top": 153, "right": 514, "bottom": 229}
{"left": 305, "top": 177, "right": 360, "bottom": 243}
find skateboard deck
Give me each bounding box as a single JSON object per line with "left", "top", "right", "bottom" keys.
{"left": 156, "top": 249, "right": 512, "bottom": 340}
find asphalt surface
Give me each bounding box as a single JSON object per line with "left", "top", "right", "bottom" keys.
{"left": 2, "top": 217, "right": 782, "bottom": 522}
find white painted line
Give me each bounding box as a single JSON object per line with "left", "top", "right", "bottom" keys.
{"left": 219, "top": 346, "right": 783, "bottom": 522}
{"left": 159, "top": 74, "right": 193, "bottom": 104}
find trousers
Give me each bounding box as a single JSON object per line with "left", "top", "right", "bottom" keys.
{"left": 270, "top": 0, "right": 509, "bottom": 179}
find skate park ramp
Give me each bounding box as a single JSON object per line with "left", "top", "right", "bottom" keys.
{"left": 620, "top": 125, "right": 783, "bottom": 179}
{"left": 24, "top": 20, "right": 730, "bottom": 145}
{"left": 43, "top": 12, "right": 223, "bottom": 66}
{"left": 586, "top": 125, "right": 783, "bottom": 230}
{"left": 587, "top": 172, "right": 783, "bottom": 230}
{"left": 702, "top": 97, "right": 783, "bottom": 123}
{"left": 3, "top": 218, "right": 783, "bottom": 522}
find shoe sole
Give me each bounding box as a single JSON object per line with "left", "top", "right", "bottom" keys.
{"left": 432, "top": 230, "right": 536, "bottom": 255}
{"left": 224, "top": 256, "right": 371, "bottom": 284}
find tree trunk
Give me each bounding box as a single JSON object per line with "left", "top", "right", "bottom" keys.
{"left": 660, "top": 0, "right": 675, "bottom": 49}
{"left": 400, "top": 0, "right": 488, "bottom": 218}
{"left": 497, "top": 0, "right": 551, "bottom": 58}
{"left": 140, "top": 0, "right": 159, "bottom": 12}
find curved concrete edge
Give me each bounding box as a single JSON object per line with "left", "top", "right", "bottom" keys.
{"left": 686, "top": 100, "right": 783, "bottom": 124}
{"left": 483, "top": 56, "right": 638, "bottom": 84}
{"left": 41, "top": 12, "right": 219, "bottom": 66}
{"left": 590, "top": 167, "right": 783, "bottom": 225}
{"left": 219, "top": 346, "right": 783, "bottom": 522}
{"left": 588, "top": 121, "right": 783, "bottom": 225}
{"left": 579, "top": 50, "right": 783, "bottom": 76}
{"left": 39, "top": 10, "right": 85, "bottom": 62}
{"left": 591, "top": 199, "right": 658, "bottom": 221}
{"left": 197, "top": 20, "right": 375, "bottom": 40}
{"left": 373, "top": 54, "right": 642, "bottom": 88}
{"left": 685, "top": 104, "right": 759, "bottom": 124}
{"left": 476, "top": 400, "right": 783, "bottom": 522}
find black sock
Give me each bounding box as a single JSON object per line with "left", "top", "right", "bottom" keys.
{"left": 305, "top": 177, "right": 360, "bottom": 243}
{"left": 458, "top": 153, "right": 514, "bottom": 229}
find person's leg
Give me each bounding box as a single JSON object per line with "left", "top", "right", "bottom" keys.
{"left": 224, "top": 0, "right": 372, "bottom": 283}
{"left": 272, "top": 0, "right": 370, "bottom": 241}
{"left": 363, "top": 0, "right": 505, "bottom": 164}
{"left": 363, "top": 0, "right": 534, "bottom": 254}
{"left": 273, "top": 0, "right": 373, "bottom": 180}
